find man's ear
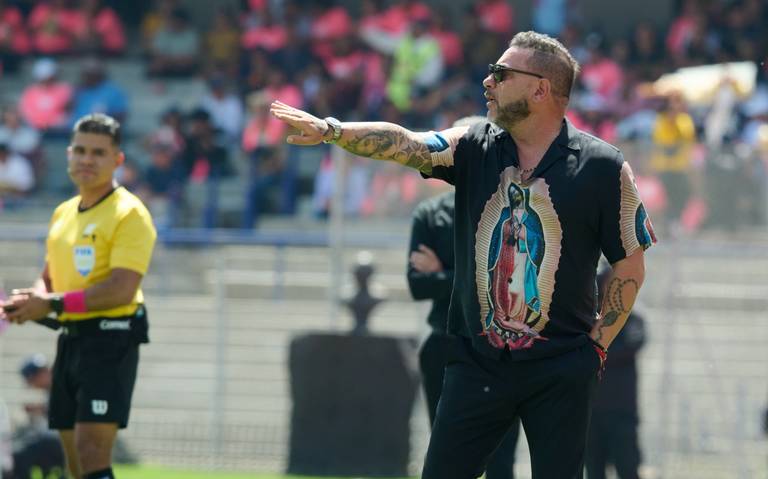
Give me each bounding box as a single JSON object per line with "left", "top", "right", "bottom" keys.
{"left": 116, "top": 151, "right": 126, "bottom": 168}
{"left": 533, "top": 79, "right": 551, "bottom": 102}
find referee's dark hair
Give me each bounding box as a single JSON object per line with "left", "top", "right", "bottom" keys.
{"left": 72, "top": 113, "right": 122, "bottom": 146}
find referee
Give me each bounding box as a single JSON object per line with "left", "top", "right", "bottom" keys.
{"left": 1, "top": 113, "right": 156, "bottom": 479}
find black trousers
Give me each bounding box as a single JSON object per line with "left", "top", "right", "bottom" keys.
{"left": 422, "top": 337, "right": 600, "bottom": 479}
{"left": 420, "top": 333, "right": 520, "bottom": 479}
{"left": 585, "top": 413, "right": 641, "bottom": 479}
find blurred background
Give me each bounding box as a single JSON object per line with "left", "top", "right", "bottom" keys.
{"left": 1, "top": 0, "right": 767, "bottom": 477}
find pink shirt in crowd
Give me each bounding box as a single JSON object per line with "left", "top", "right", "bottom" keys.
{"left": 19, "top": 82, "right": 73, "bottom": 130}
{"left": 431, "top": 28, "right": 463, "bottom": 67}
{"left": 360, "top": 2, "right": 432, "bottom": 37}
{"left": 1, "top": 6, "right": 32, "bottom": 53}
{"left": 242, "top": 114, "right": 287, "bottom": 152}
{"left": 580, "top": 58, "right": 624, "bottom": 102}
{"left": 28, "top": 4, "right": 84, "bottom": 54}
{"left": 242, "top": 24, "right": 287, "bottom": 51}
{"left": 477, "top": 0, "right": 514, "bottom": 35}
{"left": 311, "top": 7, "right": 352, "bottom": 41}
{"left": 242, "top": 84, "right": 303, "bottom": 152}
{"left": 79, "top": 8, "right": 126, "bottom": 53}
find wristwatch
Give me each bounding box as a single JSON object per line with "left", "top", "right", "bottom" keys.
{"left": 49, "top": 295, "right": 64, "bottom": 316}
{"left": 322, "top": 117, "right": 343, "bottom": 144}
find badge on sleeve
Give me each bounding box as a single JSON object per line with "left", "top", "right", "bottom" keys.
{"left": 74, "top": 246, "right": 95, "bottom": 276}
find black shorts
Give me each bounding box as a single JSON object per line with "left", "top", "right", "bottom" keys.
{"left": 49, "top": 324, "right": 142, "bottom": 430}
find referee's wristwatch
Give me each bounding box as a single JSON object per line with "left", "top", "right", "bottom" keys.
{"left": 322, "top": 117, "right": 342, "bottom": 144}
{"left": 48, "top": 295, "right": 64, "bottom": 316}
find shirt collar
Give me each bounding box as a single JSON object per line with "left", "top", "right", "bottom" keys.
{"left": 489, "top": 118, "right": 581, "bottom": 151}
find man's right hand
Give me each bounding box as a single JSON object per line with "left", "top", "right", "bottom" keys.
{"left": 270, "top": 101, "right": 331, "bottom": 145}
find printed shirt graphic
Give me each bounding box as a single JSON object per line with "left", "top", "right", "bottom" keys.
{"left": 46, "top": 187, "right": 157, "bottom": 321}
{"left": 476, "top": 175, "right": 559, "bottom": 350}
{"left": 425, "top": 120, "right": 656, "bottom": 360}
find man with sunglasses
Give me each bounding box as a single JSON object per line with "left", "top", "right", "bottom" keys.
{"left": 271, "top": 30, "right": 655, "bottom": 479}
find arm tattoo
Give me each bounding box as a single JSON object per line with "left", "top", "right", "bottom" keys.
{"left": 595, "top": 277, "right": 640, "bottom": 343}
{"left": 343, "top": 129, "right": 433, "bottom": 175}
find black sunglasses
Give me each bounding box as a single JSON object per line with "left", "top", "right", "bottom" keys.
{"left": 488, "top": 63, "right": 544, "bottom": 83}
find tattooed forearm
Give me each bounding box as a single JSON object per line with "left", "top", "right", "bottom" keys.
{"left": 593, "top": 277, "right": 640, "bottom": 346}
{"left": 340, "top": 126, "right": 433, "bottom": 174}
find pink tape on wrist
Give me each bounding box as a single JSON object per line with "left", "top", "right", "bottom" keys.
{"left": 63, "top": 291, "right": 87, "bottom": 313}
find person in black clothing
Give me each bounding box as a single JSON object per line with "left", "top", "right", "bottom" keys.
{"left": 179, "top": 108, "right": 232, "bottom": 228}
{"left": 585, "top": 268, "right": 646, "bottom": 479}
{"left": 272, "top": 30, "right": 655, "bottom": 479}
{"left": 409, "top": 190, "right": 521, "bottom": 479}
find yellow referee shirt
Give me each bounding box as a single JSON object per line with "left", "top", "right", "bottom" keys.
{"left": 46, "top": 187, "right": 157, "bottom": 321}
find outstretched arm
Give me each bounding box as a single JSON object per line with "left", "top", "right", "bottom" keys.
{"left": 270, "top": 101, "right": 467, "bottom": 175}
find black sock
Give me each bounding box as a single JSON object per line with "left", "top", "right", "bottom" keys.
{"left": 83, "top": 467, "right": 115, "bottom": 479}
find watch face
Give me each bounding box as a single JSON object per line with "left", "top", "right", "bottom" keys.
{"left": 324, "top": 117, "right": 342, "bottom": 143}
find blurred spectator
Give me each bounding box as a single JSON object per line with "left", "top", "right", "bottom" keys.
{"left": 27, "top": 0, "right": 84, "bottom": 56}
{"left": 650, "top": 93, "right": 696, "bottom": 231}
{"left": 311, "top": 153, "right": 370, "bottom": 218}
{"left": 586, "top": 267, "right": 646, "bottom": 479}
{"left": 241, "top": 48, "right": 271, "bottom": 93}
{"left": 70, "top": 58, "right": 128, "bottom": 125}
{"left": 241, "top": 8, "right": 287, "bottom": 53}
{"left": 242, "top": 92, "right": 288, "bottom": 228}
{"left": 200, "top": 75, "right": 244, "bottom": 143}
{"left": 320, "top": 36, "right": 368, "bottom": 116}
{"left": 75, "top": 0, "right": 126, "bottom": 56}
{"left": 580, "top": 33, "right": 624, "bottom": 107}
{"left": 20, "top": 353, "right": 52, "bottom": 392}
{"left": 387, "top": 16, "right": 443, "bottom": 111}
{"left": 140, "top": 0, "right": 178, "bottom": 54}
{"left": 146, "top": 105, "right": 185, "bottom": 155}
{"left": 275, "top": 23, "right": 314, "bottom": 79}
{"left": 138, "top": 143, "right": 183, "bottom": 229}
{"left": 628, "top": 23, "right": 665, "bottom": 82}
{"left": 310, "top": 3, "right": 352, "bottom": 44}
{"left": 359, "top": 0, "right": 432, "bottom": 54}
{"left": 532, "top": 0, "right": 566, "bottom": 36}
{"left": 147, "top": 7, "right": 200, "bottom": 78}
{"left": 360, "top": 162, "right": 421, "bottom": 216}
{"left": 0, "top": 0, "right": 32, "bottom": 74}
{"left": 204, "top": 7, "right": 240, "bottom": 76}
{"left": 0, "top": 142, "right": 34, "bottom": 198}
{"left": 476, "top": 0, "right": 514, "bottom": 36}
{"left": 242, "top": 146, "right": 284, "bottom": 229}
{"left": 740, "top": 84, "right": 768, "bottom": 147}
{"left": 0, "top": 105, "right": 41, "bottom": 158}
{"left": 262, "top": 68, "right": 303, "bottom": 110}
{"left": 19, "top": 58, "right": 72, "bottom": 133}
{"left": 12, "top": 354, "right": 67, "bottom": 478}
{"left": 569, "top": 95, "right": 617, "bottom": 144}
{"left": 429, "top": 15, "right": 463, "bottom": 73}
{"left": 179, "top": 108, "right": 233, "bottom": 228}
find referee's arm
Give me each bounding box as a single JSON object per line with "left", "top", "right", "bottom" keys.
{"left": 3, "top": 267, "right": 142, "bottom": 323}
{"left": 78, "top": 268, "right": 143, "bottom": 310}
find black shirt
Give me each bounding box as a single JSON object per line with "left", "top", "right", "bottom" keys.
{"left": 427, "top": 119, "right": 656, "bottom": 360}
{"left": 407, "top": 191, "right": 455, "bottom": 332}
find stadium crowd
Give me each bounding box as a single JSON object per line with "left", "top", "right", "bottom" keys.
{"left": 0, "top": 0, "right": 767, "bottom": 231}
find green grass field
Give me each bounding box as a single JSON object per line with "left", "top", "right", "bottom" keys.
{"left": 114, "top": 465, "right": 412, "bottom": 479}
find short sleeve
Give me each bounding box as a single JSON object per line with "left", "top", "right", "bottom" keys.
{"left": 110, "top": 207, "right": 157, "bottom": 275}
{"left": 599, "top": 155, "right": 656, "bottom": 264}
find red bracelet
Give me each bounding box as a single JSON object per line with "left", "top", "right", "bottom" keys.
{"left": 592, "top": 343, "right": 608, "bottom": 379}
{"left": 62, "top": 290, "right": 87, "bottom": 313}
{"left": 593, "top": 344, "right": 608, "bottom": 363}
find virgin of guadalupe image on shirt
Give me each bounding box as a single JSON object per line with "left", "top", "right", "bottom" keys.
{"left": 484, "top": 182, "right": 546, "bottom": 349}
